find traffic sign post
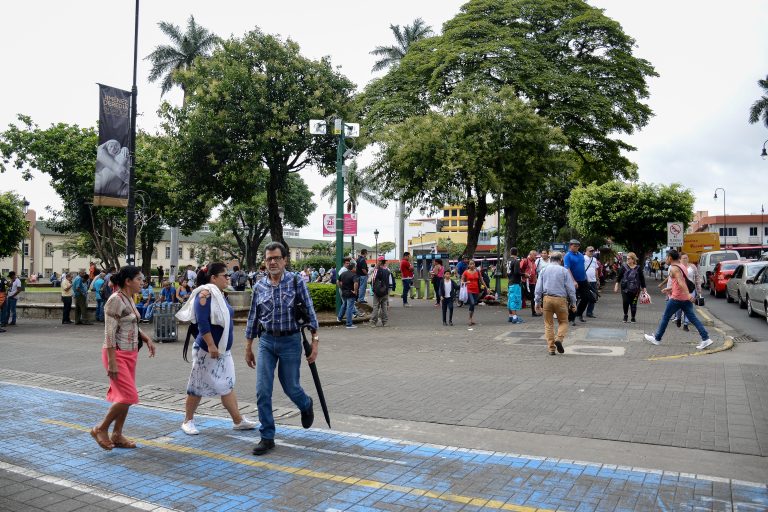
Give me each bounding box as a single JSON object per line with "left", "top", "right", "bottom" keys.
{"left": 667, "top": 222, "right": 684, "bottom": 248}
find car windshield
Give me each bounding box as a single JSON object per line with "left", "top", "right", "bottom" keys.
{"left": 711, "top": 253, "right": 738, "bottom": 264}
{"left": 747, "top": 264, "right": 768, "bottom": 277}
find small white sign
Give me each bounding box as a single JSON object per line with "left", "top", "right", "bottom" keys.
{"left": 667, "top": 222, "right": 684, "bottom": 247}
{"left": 309, "top": 120, "right": 327, "bottom": 135}
{"left": 343, "top": 123, "right": 360, "bottom": 137}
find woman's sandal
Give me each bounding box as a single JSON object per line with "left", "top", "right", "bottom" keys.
{"left": 90, "top": 427, "right": 114, "bottom": 451}
{"left": 110, "top": 433, "right": 137, "bottom": 449}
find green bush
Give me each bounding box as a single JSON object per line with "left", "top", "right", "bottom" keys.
{"left": 387, "top": 262, "right": 401, "bottom": 278}
{"left": 307, "top": 283, "right": 336, "bottom": 311}
{"left": 292, "top": 256, "right": 335, "bottom": 272}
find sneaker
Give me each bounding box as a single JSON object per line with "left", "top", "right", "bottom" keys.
{"left": 630, "top": 318, "right": 636, "bottom": 323}
{"left": 403, "top": 303, "right": 412, "bottom": 308}
{"left": 301, "top": 398, "right": 314, "bottom": 429}
{"left": 683, "top": 325, "right": 689, "bottom": 332}
{"left": 508, "top": 317, "right": 515, "bottom": 323}
{"left": 549, "top": 350, "right": 556, "bottom": 355}
{"left": 337, "top": 317, "right": 343, "bottom": 323}
{"left": 252, "top": 438, "right": 275, "bottom": 456}
{"left": 554, "top": 341, "right": 564, "bottom": 354}
{"left": 181, "top": 420, "right": 199, "bottom": 435}
{"left": 579, "top": 316, "right": 586, "bottom": 323}
{"left": 623, "top": 315, "right": 628, "bottom": 323}
{"left": 233, "top": 417, "right": 257, "bottom": 430}
{"left": 675, "top": 317, "right": 681, "bottom": 328}
{"left": 345, "top": 325, "right": 357, "bottom": 329}
{"left": 369, "top": 322, "right": 377, "bottom": 328}
{"left": 449, "top": 322, "right": 453, "bottom": 326}
{"left": 696, "top": 339, "right": 714, "bottom": 350}
{"left": 443, "top": 322, "right": 448, "bottom": 326}
{"left": 644, "top": 334, "right": 660, "bottom": 345}
{"left": 513, "top": 318, "right": 524, "bottom": 324}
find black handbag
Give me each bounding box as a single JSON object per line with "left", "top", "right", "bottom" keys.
{"left": 293, "top": 274, "right": 311, "bottom": 326}
{"left": 695, "top": 296, "right": 705, "bottom": 307}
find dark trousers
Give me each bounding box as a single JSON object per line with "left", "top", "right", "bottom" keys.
{"left": 432, "top": 277, "right": 441, "bottom": 304}
{"left": 441, "top": 297, "right": 453, "bottom": 323}
{"left": 568, "top": 280, "right": 589, "bottom": 321}
{"left": 61, "top": 296, "right": 72, "bottom": 323}
{"left": 74, "top": 295, "right": 87, "bottom": 324}
{"left": 621, "top": 291, "right": 639, "bottom": 319}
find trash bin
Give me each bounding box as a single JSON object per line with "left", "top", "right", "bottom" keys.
{"left": 153, "top": 302, "right": 181, "bottom": 343}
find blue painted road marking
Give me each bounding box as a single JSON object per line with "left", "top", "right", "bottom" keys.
{"left": 1, "top": 383, "right": 766, "bottom": 512}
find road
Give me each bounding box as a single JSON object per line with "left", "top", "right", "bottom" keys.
{"left": 703, "top": 289, "right": 768, "bottom": 342}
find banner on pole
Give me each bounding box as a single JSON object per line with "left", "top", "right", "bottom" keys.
{"left": 322, "top": 213, "right": 358, "bottom": 237}
{"left": 94, "top": 84, "right": 131, "bottom": 207}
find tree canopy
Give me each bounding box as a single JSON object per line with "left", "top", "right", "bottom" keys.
{"left": 567, "top": 181, "right": 695, "bottom": 258}
{"left": 0, "top": 191, "right": 28, "bottom": 259}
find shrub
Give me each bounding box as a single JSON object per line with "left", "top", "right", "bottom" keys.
{"left": 307, "top": 283, "right": 336, "bottom": 311}
{"left": 387, "top": 262, "right": 401, "bottom": 279}
{"left": 292, "top": 256, "right": 335, "bottom": 273}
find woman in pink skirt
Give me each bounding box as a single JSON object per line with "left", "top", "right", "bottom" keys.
{"left": 91, "top": 266, "right": 156, "bottom": 450}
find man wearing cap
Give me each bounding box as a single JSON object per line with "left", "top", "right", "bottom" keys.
{"left": 563, "top": 239, "right": 589, "bottom": 326}
{"left": 369, "top": 256, "right": 394, "bottom": 327}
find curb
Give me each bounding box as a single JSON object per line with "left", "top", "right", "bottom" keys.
{"left": 696, "top": 306, "right": 715, "bottom": 326}
{"left": 647, "top": 335, "right": 735, "bottom": 361}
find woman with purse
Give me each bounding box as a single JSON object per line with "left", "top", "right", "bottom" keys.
{"left": 177, "top": 262, "right": 256, "bottom": 435}
{"left": 613, "top": 252, "right": 647, "bottom": 323}
{"left": 430, "top": 259, "right": 445, "bottom": 306}
{"left": 91, "top": 266, "right": 156, "bottom": 451}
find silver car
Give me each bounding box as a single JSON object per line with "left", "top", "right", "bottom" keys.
{"left": 745, "top": 266, "right": 768, "bottom": 323}
{"left": 727, "top": 262, "right": 768, "bottom": 308}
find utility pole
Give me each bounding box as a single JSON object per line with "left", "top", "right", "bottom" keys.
{"left": 126, "top": 0, "right": 140, "bottom": 267}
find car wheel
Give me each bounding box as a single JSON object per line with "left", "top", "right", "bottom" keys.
{"left": 738, "top": 291, "right": 746, "bottom": 309}
{"left": 726, "top": 290, "right": 734, "bottom": 303}
{"left": 747, "top": 296, "right": 758, "bottom": 317}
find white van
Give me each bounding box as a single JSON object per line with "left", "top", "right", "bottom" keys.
{"left": 699, "top": 250, "right": 740, "bottom": 289}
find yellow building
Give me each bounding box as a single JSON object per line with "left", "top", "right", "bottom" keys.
{"left": 441, "top": 205, "right": 469, "bottom": 232}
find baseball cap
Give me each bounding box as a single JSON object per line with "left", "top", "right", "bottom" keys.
{"left": 569, "top": 239, "right": 580, "bottom": 245}
{"left": 378, "top": 255, "right": 386, "bottom": 261}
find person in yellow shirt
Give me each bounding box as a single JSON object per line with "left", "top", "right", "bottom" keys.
{"left": 60, "top": 272, "right": 73, "bottom": 324}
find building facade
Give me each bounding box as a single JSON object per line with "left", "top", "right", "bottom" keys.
{"left": 688, "top": 210, "right": 768, "bottom": 256}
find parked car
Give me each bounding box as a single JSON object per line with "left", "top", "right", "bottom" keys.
{"left": 726, "top": 262, "right": 768, "bottom": 308}
{"left": 699, "top": 250, "right": 740, "bottom": 289}
{"left": 760, "top": 252, "right": 768, "bottom": 262}
{"left": 708, "top": 261, "right": 741, "bottom": 298}
{"left": 744, "top": 266, "right": 768, "bottom": 323}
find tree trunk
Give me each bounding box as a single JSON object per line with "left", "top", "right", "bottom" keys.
{"left": 139, "top": 230, "right": 153, "bottom": 278}
{"left": 504, "top": 204, "right": 519, "bottom": 256}
{"left": 464, "top": 191, "right": 488, "bottom": 258}
{"left": 267, "top": 170, "right": 288, "bottom": 264}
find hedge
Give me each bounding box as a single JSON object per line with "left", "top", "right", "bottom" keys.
{"left": 292, "top": 256, "right": 335, "bottom": 272}
{"left": 307, "top": 283, "right": 336, "bottom": 312}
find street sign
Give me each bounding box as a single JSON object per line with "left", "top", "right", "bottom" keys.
{"left": 308, "top": 120, "right": 327, "bottom": 135}
{"left": 343, "top": 123, "right": 360, "bottom": 137}
{"left": 667, "top": 222, "right": 684, "bottom": 247}
{"left": 322, "top": 213, "right": 358, "bottom": 237}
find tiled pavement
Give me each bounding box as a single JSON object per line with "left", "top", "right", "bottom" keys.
{"left": 1, "top": 383, "right": 766, "bottom": 512}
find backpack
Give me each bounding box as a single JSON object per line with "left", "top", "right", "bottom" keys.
{"left": 621, "top": 265, "right": 640, "bottom": 294}
{"left": 100, "top": 276, "right": 113, "bottom": 300}
{"left": 373, "top": 269, "right": 390, "bottom": 298}
{"left": 237, "top": 271, "right": 248, "bottom": 288}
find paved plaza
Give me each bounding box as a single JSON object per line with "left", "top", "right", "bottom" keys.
{"left": 1, "top": 285, "right": 767, "bottom": 511}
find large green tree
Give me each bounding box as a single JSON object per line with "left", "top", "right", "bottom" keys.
{"left": 748, "top": 74, "right": 768, "bottom": 128}
{"left": 146, "top": 15, "right": 219, "bottom": 99}
{"left": 567, "top": 181, "right": 695, "bottom": 258}
{"left": 163, "top": 30, "right": 356, "bottom": 255}
{"left": 0, "top": 192, "right": 28, "bottom": 259}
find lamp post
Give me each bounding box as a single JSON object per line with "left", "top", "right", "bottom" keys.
{"left": 714, "top": 188, "right": 727, "bottom": 249}
{"left": 373, "top": 229, "right": 379, "bottom": 260}
{"left": 21, "top": 198, "right": 29, "bottom": 278}
{"left": 761, "top": 139, "right": 767, "bottom": 159}
{"left": 551, "top": 225, "right": 557, "bottom": 250}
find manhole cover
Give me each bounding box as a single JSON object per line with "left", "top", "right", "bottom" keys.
{"left": 733, "top": 335, "right": 758, "bottom": 343}
{"left": 573, "top": 347, "right": 613, "bottom": 354}
{"left": 586, "top": 328, "right": 628, "bottom": 341}
{"left": 565, "top": 345, "right": 625, "bottom": 357}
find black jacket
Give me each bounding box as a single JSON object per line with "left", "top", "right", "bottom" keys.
{"left": 436, "top": 278, "right": 460, "bottom": 300}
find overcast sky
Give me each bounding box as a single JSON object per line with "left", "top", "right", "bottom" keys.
{"left": 2, "top": 1, "right": 767, "bottom": 247}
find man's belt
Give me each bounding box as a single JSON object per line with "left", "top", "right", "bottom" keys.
{"left": 544, "top": 294, "right": 567, "bottom": 298}
{"left": 264, "top": 329, "right": 299, "bottom": 337}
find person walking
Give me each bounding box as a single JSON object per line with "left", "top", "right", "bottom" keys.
{"left": 369, "top": 256, "right": 393, "bottom": 327}
{"left": 584, "top": 247, "right": 599, "bottom": 318}
{"left": 651, "top": 258, "right": 661, "bottom": 280}
{"left": 0, "top": 271, "right": 21, "bottom": 327}
{"left": 644, "top": 250, "right": 713, "bottom": 350}
{"left": 177, "top": 262, "right": 256, "bottom": 435}
{"left": 60, "top": 272, "right": 73, "bottom": 324}
{"left": 91, "top": 266, "right": 156, "bottom": 451}
{"left": 400, "top": 252, "right": 414, "bottom": 307}
{"left": 674, "top": 253, "right": 702, "bottom": 332}
{"left": 438, "top": 271, "right": 459, "bottom": 326}
{"left": 0, "top": 273, "right": 7, "bottom": 332}
{"left": 72, "top": 270, "right": 92, "bottom": 325}
{"left": 93, "top": 272, "right": 106, "bottom": 322}
{"left": 230, "top": 265, "right": 247, "bottom": 292}
{"left": 614, "top": 252, "right": 647, "bottom": 323}
{"left": 356, "top": 249, "right": 369, "bottom": 303}
{"left": 461, "top": 259, "right": 481, "bottom": 326}
{"left": 506, "top": 248, "right": 524, "bottom": 324}
{"left": 157, "top": 266, "right": 164, "bottom": 286}
{"left": 245, "top": 242, "right": 319, "bottom": 456}
{"left": 337, "top": 259, "right": 359, "bottom": 328}
{"left": 563, "top": 240, "right": 589, "bottom": 326}
{"left": 430, "top": 258, "right": 445, "bottom": 306}
{"left": 534, "top": 252, "right": 577, "bottom": 355}
{"left": 536, "top": 249, "right": 551, "bottom": 275}
{"left": 520, "top": 250, "right": 539, "bottom": 316}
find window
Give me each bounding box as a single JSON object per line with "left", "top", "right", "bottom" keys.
{"left": 718, "top": 227, "right": 736, "bottom": 237}
{"left": 765, "top": 227, "right": 768, "bottom": 236}
{"left": 459, "top": 220, "right": 468, "bottom": 226}
{"left": 45, "top": 242, "right": 54, "bottom": 257}
{"left": 178, "top": 247, "right": 183, "bottom": 258}
{"left": 452, "top": 209, "right": 458, "bottom": 216}
{"left": 165, "top": 246, "right": 171, "bottom": 259}
{"left": 189, "top": 248, "right": 195, "bottom": 259}
{"left": 23, "top": 243, "right": 29, "bottom": 256}
{"left": 44, "top": 268, "right": 52, "bottom": 277}
{"left": 443, "top": 209, "right": 450, "bottom": 217}
{"left": 152, "top": 247, "right": 158, "bottom": 259}
{"left": 459, "top": 209, "right": 467, "bottom": 217}
{"left": 62, "top": 248, "right": 70, "bottom": 257}
{"left": 749, "top": 227, "right": 758, "bottom": 236}
{"left": 451, "top": 220, "right": 457, "bottom": 226}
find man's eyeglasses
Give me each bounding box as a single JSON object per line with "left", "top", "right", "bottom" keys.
{"left": 265, "top": 256, "right": 284, "bottom": 263}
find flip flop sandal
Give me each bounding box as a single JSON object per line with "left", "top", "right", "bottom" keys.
{"left": 110, "top": 434, "right": 137, "bottom": 449}
{"left": 90, "top": 428, "right": 114, "bottom": 451}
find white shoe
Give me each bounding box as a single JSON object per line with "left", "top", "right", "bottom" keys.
{"left": 233, "top": 417, "right": 257, "bottom": 430}
{"left": 181, "top": 420, "right": 199, "bottom": 435}
{"left": 696, "top": 339, "right": 714, "bottom": 350}
{"left": 644, "top": 334, "right": 660, "bottom": 345}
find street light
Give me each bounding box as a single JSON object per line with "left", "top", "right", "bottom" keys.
{"left": 21, "top": 197, "right": 29, "bottom": 278}
{"left": 551, "top": 225, "right": 557, "bottom": 249}
{"left": 714, "top": 188, "right": 727, "bottom": 249}
{"left": 373, "top": 229, "right": 379, "bottom": 260}
{"left": 761, "top": 139, "right": 767, "bottom": 159}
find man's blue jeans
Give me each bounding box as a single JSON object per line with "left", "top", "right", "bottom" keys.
{"left": 96, "top": 299, "right": 104, "bottom": 322}
{"left": 256, "top": 333, "right": 311, "bottom": 440}
{"left": 654, "top": 298, "right": 709, "bottom": 342}
{"left": 586, "top": 282, "right": 598, "bottom": 316}
{"left": 401, "top": 278, "right": 412, "bottom": 304}
{"left": 341, "top": 297, "right": 356, "bottom": 326}
{"left": 358, "top": 275, "right": 368, "bottom": 301}
{"left": 2, "top": 298, "right": 17, "bottom": 325}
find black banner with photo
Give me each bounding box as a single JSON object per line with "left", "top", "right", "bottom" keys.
{"left": 94, "top": 84, "right": 131, "bottom": 207}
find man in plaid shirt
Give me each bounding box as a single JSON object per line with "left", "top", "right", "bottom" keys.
{"left": 245, "top": 242, "right": 320, "bottom": 456}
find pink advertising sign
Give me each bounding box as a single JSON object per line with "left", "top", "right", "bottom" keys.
{"left": 322, "top": 213, "right": 358, "bottom": 237}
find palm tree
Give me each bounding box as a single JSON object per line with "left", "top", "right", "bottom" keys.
{"left": 748, "top": 75, "right": 768, "bottom": 128}
{"left": 145, "top": 15, "right": 219, "bottom": 101}
{"left": 320, "top": 162, "right": 387, "bottom": 254}
{"left": 370, "top": 18, "right": 433, "bottom": 72}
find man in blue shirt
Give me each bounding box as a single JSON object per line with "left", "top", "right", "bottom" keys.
{"left": 563, "top": 239, "right": 589, "bottom": 325}
{"left": 245, "top": 242, "right": 319, "bottom": 456}
{"left": 72, "top": 270, "right": 92, "bottom": 325}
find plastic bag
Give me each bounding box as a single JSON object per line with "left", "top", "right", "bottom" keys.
{"left": 639, "top": 290, "right": 651, "bottom": 305}
{"left": 459, "top": 283, "right": 468, "bottom": 303}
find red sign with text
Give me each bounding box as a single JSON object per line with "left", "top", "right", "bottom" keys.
{"left": 322, "top": 213, "right": 358, "bottom": 237}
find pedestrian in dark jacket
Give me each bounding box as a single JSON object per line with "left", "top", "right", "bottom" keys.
{"left": 437, "top": 273, "right": 460, "bottom": 326}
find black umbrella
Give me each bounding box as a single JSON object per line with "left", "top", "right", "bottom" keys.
{"left": 300, "top": 325, "right": 331, "bottom": 428}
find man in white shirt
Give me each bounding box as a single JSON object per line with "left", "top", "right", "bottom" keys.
{"left": 536, "top": 249, "right": 551, "bottom": 275}
{"left": 1, "top": 271, "right": 22, "bottom": 327}
{"left": 583, "top": 246, "right": 599, "bottom": 318}
{"left": 186, "top": 266, "right": 197, "bottom": 287}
